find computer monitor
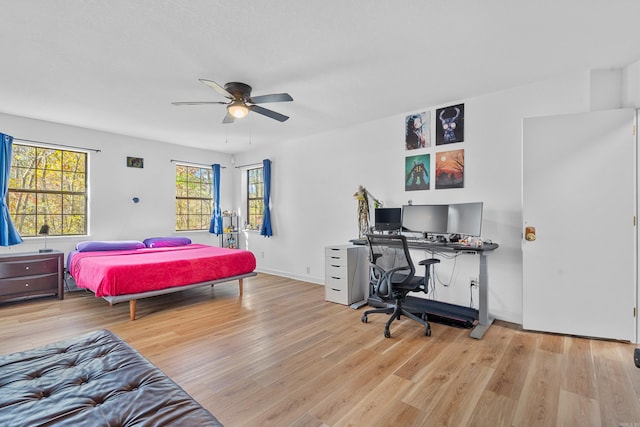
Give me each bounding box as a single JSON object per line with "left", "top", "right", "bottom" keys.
{"left": 447, "top": 202, "right": 483, "bottom": 237}
{"left": 401, "top": 204, "right": 449, "bottom": 235}
{"left": 374, "top": 207, "right": 402, "bottom": 231}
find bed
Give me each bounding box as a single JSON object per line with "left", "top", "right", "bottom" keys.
{"left": 0, "top": 329, "right": 223, "bottom": 426}
{"left": 68, "top": 238, "right": 257, "bottom": 320}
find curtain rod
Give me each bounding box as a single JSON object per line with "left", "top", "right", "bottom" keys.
{"left": 234, "top": 161, "right": 264, "bottom": 169}
{"left": 170, "top": 159, "right": 227, "bottom": 169}
{"left": 13, "top": 138, "right": 101, "bottom": 153}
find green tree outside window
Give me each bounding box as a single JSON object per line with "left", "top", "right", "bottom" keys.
{"left": 247, "top": 167, "right": 263, "bottom": 230}
{"left": 8, "top": 144, "right": 87, "bottom": 236}
{"left": 175, "top": 165, "right": 213, "bottom": 231}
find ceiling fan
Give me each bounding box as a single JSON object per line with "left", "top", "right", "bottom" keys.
{"left": 172, "top": 79, "right": 293, "bottom": 123}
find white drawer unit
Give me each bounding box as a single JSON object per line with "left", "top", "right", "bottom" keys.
{"left": 324, "top": 245, "right": 367, "bottom": 305}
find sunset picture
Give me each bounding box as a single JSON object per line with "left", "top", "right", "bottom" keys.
{"left": 435, "top": 149, "right": 464, "bottom": 189}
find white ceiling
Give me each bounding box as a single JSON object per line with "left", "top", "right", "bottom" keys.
{"left": 2, "top": 1, "right": 640, "bottom": 153}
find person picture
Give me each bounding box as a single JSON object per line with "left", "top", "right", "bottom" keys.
{"left": 405, "top": 112, "right": 430, "bottom": 150}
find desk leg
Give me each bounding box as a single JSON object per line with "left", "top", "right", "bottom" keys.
{"left": 470, "top": 252, "right": 494, "bottom": 339}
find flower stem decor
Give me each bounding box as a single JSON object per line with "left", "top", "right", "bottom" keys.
{"left": 353, "top": 185, "right": 382, "bottom": 238}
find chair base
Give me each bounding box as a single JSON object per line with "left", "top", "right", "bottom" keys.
{"left": 361, "top": 298, "right": 431, "bottom": 338}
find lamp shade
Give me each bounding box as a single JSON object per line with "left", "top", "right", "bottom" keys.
{"left": 38, "top": 224, "right": 50, "bottom": 235}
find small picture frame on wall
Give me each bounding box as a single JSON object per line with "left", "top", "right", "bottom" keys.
{"left": 126, "top": 156, "right": 144, "bottom": 168}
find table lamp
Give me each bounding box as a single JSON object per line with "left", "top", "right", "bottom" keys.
{"left": 39, "top": 224, "right": 53, "bottom": 253}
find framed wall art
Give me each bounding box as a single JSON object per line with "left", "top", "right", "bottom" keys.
{"left": 405, "top": 111, "right": 430, "bottom": 150}
{"left": 126, "top": 156, "right": 144, "bottom": 168}
{"left": 436, "top": 103, "right": 464, "bottom": 145}
{"left": 405, "top": 153, "right": 431, "bottom": 191}
{"left": 435, "top": 149, "right": 464, "bottom": 189}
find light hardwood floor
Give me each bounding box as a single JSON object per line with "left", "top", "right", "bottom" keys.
{"left": 2, "top": 273, "right": 640, "bottom": 426}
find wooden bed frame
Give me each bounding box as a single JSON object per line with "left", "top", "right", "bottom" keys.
{"left": 99, "top": 272, "right": 257, "bottom": 320}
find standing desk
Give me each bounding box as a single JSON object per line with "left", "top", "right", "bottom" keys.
{"left": 412, "top": 241, "right": 499, "bottom": 339}
{"left": 355, "top": 239, "right": 499, "bottom": 339}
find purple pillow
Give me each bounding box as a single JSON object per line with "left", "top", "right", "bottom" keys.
{"left": 143, "top": 237, "right": 192, "bottom": 248}
{"left": 76, "top": 240, "right": 145, "bottom": 252}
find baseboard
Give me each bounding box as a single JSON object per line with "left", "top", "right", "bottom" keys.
{"left": 255, "top": 267, "right": 324, "bottom": 285}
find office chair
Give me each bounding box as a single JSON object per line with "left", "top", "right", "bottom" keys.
{"left": 361, "top": 233, "right": 440, "bottom": 338}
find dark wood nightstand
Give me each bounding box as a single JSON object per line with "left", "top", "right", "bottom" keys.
{"left": 0, "top": 251, "right": 64, "bottom": 303}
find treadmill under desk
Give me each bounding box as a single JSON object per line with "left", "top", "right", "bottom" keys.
{"left": 367, "top": 295, "right": 478, "bottom": 329}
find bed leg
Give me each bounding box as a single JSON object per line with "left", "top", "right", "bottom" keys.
{"left": 238, "top": 279, "right": 243, "bottom": 296}
{"left": 129, "top": 300, "right": 136, "bottom": 321}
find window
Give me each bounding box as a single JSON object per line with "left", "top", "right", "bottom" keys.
{"left": 175, "top": 165, "right": 213, "bottom": 231}
{"left": 8, "top": 144, "right": 87, "bottom": 236}
{"left": 246, "top": 167, "right": 264, "bottom": 230}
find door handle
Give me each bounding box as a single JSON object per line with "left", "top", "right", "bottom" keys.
{"left": 525, "top": 226, "right": 536, "bottom": 241}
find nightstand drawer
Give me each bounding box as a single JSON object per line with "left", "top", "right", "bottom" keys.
{"left": 0, "top": 257, "right": 59, "bottom": 279}
{"left": 0, "top": 273, "right": 59, "bottom": 297}
{"left": 0, "top": 251, "right": 63, "bottom": 303}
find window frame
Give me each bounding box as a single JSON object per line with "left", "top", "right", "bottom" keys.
{"left": 246, "top": 166, "right": 264, "bottom": 231}
{"left": 175, "top": 164, "right": 214, "bottom": 232}
{"left": 8, "top": 143, "right": 88, "bottom": 237}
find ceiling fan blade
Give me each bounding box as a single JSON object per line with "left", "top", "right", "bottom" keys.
{"left": 199, "top": 79, "right": 234, "bottom": 99}
{"left": 171, "top": 101, "right": 228, "bottom": 106}
{"left": 249, "top": 93, "right": 293, "bottom": 104}
{"left": 249, "top": 105, "right": 289, "bottom": 122}
{"left": 222, "top": 111, "right": 236, "bottom": 124}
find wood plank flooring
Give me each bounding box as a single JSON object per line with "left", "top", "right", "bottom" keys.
{"left": 2, "top": 273, "right": 640, "bottom": 426}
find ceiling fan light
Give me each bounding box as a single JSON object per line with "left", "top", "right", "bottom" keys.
{"left": 228, "top": 102, "right": 249, "bottom": 119}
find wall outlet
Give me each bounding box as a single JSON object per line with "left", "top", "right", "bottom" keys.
{"left": 470, "top": 277, "right": 478, "bottom": 288}
{"left": 260, "top": 251, "right": 265, "bottom": 259}
{"left": 306, "top": 266, "right": 311, "bottom": 274}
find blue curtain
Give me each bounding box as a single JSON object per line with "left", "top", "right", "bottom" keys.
{"left": 209, "top": 163, "right": 223, "bottom": 235}
{"left": 260, "top": 159, "right": 272, "bottom": 237}
{"left": 0, "top": 133, "right": 22, "bottom": 246}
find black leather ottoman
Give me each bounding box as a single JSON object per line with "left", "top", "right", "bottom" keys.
{"left": 0, "top": 329, "right": 222, "bottom": 426}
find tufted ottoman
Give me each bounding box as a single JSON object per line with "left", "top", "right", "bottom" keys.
{"left": 0, "top": 329, "right": 222, "bottom": 426}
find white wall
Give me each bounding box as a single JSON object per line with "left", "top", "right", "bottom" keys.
{"left": 623, "top": 59, "right": 640, "bottom": 107}
{"left": 0, "top": 66, "right": 631, "bottom": 325}
{"left": 0, "top": 112, "right": 233, "bottom": 257}
{"left": 233, "top": 70, "right": 592, "bottom": 324}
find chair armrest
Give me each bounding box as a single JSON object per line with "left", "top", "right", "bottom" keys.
{"left": 416, "top": 258, "right": 441, "bottom": 294}
{"left": 369, "top": 264, "right": 413, "bottom": 299}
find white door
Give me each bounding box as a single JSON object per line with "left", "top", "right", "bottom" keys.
{"left": 522, "top": 109, "right": 636, "bottom": 341}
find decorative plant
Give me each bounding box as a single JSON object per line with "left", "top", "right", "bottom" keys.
{"left": 353, "top": 185, "right": 382, "bottom": 238}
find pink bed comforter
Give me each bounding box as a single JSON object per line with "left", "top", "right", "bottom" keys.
{"left": 69, "top": 244, "right": 256, "bottom": 297}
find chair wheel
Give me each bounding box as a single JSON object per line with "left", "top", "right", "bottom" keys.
{"left": 425, "top": 327, "right": 431, "bottom": 337}
{"left": 384, "top": 329, "right": 391, "bottom": 338}
{"left": 361, "top": 314, "right": 368, "bottom": 323}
